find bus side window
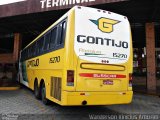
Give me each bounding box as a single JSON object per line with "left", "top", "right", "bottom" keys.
{"left": 57, "top": 21, "right": 67, "bottom": 45}
{"left": 30, "top": 42, "right": 36, "bottom": 57}
{"left": 23, "top": 50, "right": 25, "bottom": 60}
{"left": 29, "top": 43, "right": 36, "bottom": 57}
{"left": 44, "top": 32, "right": 51, "bottom": 51}
{"left": 36, "top": 40, "right": 40, "bottom": 54}
{"left": 21, "top": 50, "right": 24, "bottom": 61}
{"left": 27, "top": 47, "right": 31, "bottom": 58}
{"left": 30, "top": 45, "right": 33, "bottom": 57}
{"left": 50, "top": 27, "right": 57, "bottom": 49}
{"left": 24, "top": 49, "right": 27, "bottom": 60}
{"left": 37, "top": 37, "right": 44, "bottom": 54}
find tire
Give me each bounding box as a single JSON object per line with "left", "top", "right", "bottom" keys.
{"left": 34, "top": 80, "right": 41, "bottom": 99}
{"left": 41, "top": 82, "right": 49, "bottom": 105}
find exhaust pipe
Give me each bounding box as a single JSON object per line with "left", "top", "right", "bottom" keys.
{"left": 82, "top": 100, "right": 87, "bottom": 105}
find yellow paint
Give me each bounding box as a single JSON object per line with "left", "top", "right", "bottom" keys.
{"left": 20, "top": 6, "right": 133, "bottom": 106}
{"left": 98, "top": 18, "right": 119, "bottom": 33}
{"left": 62, "top": 91, "right": 133, "bottom": 105}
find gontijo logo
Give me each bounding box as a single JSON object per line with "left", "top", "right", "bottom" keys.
{"left": 90, "top": 17, "right": 120, "bottom": 33}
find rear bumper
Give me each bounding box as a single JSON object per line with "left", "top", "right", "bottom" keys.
{"left": 61, "top": 91, "right": 133, "bottom": 106}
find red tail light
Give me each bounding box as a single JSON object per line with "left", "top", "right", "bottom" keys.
{"left": 129, "top": 73, "right": 132, "bottom": 87}
{"left": 67, "top": 70, "right": 74, "bottom": 86}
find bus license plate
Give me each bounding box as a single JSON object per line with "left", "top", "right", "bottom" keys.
{"left": 103, "top": 80, "right": 113, "bottom": 85}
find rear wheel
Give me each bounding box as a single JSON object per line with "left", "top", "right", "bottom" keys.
{"left": 34, "top": 80, "right": 41, "bottom": 99}
{"left": 41, "top": 82, "right": 49, "bottom": 105}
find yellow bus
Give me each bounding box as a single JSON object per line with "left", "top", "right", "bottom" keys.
{"left": 19, "top": 6, "right": 133, "bottom": 106}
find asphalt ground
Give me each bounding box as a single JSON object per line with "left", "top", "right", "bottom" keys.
{"left": 0, "top": 87, "right": 160, "bottom": 120}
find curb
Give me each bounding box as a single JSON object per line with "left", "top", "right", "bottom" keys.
{"left": 0, "top": 86, "right": 20, "bottom": 90}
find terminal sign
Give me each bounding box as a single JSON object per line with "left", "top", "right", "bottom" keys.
{"left": 40, "top": 0, "right": 96, "bottom": 8}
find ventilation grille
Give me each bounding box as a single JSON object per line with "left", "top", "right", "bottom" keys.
{"left": 51, "top": 77, "right": 61, "bottom": 101}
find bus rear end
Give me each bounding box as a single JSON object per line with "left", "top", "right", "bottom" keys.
{"left": 64, "top": 6, "right": 133, "bottom": 106}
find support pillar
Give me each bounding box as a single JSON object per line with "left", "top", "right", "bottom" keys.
{"left": 146, "top": 23, "right": 156, "bottom": 93}
{"left": 13, "top": 33, "right": 22, "bottom": 62}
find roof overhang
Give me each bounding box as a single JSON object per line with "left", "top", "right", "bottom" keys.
{"left": 0, "top": 0, "right": 127, "bottom": 18}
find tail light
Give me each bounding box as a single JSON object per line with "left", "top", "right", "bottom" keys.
{"left": 67, "top": 70, "right": 74, "bottom": 86}
{"left": 129, "top": 73, "right": 132, "bottom": 87}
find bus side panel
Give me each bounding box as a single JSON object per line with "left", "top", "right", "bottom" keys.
{"left": 61, "top": 7, "right": 133, "bottom": 105}
{"left": 62, "top": 9, "right": 77, "bottom": 92}
{"left": 25, "top": 48, "right": 65, "bottom": 104}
